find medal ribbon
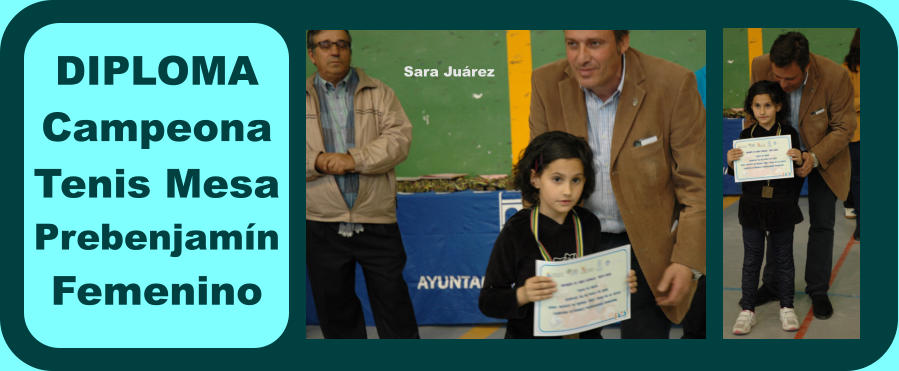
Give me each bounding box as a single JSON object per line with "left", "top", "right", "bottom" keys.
{"left": 750, "top": 122, "right": 782, "bottom": 189}
{"left": 750, "top": 121, "right": 781, "bottom": 137}
{"left": 530, "top": 206, "right": 583, "bottom": 261}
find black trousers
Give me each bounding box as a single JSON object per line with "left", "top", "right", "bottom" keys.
{"left": 680, "top": 275, "right": 706, "bottom": 339}
{"left": 740, "top": 225, "right": 795, "bottom": 310}
{"left": 762, "top": 169, "right": 836, "bottom": 296}
{"left": 600, "top": 232, "right": 705, "bottom": 339}
{"left": 306, "top": 221, "right": 420, "bottom": 339}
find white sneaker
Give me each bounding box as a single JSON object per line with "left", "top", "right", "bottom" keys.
{"left": 780, "top": 307, "right": 799, "bottom": 331}
{"left": 732, "top": 310, "right": 757, "bottom": 335}
{"left": 845, "top": 207, "right": 856, "bottom": 219}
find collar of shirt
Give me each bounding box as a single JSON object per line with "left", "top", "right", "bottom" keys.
{"left": 789, "top": 70, "right": 807, "bottom": 101}
{"left": 788, "top": 70, "right": 809, "bottom": 97}
{"left": 787, "top": 69, "right": 808, "bottom": 103}
{"left": 788, "top": 72, "right": 807, "bottom": 150}
{"left": 581, "top": 54, "right": 626, "bottom": 105}
{"left": 314, "top": 68, "right": 355, "bottom": 91}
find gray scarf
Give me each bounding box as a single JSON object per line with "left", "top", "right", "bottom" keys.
{"left": 314, "top": 69, "right": 363, "bottom": 237}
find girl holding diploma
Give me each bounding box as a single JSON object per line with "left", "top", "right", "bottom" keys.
{"left": 727, "top": 81, "right": 805, "bottom": 334}
{"left": 479, "top": 131, "right": 636, "bottom": 338}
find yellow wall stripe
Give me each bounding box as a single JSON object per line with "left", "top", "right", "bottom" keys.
{"left": 747, "top": 28, "right": 763, "bottom": 79}
{"left": 506, "top": 30, "right": 533, "bottom": 163}
{"left": 458, "top": 324, "right": 502, "bottom": 339}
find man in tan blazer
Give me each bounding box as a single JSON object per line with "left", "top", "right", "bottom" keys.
{"left": 530, "top": 30, "right": 706, "bottom": 338}
{"left": 750, "top": 32, "right": 855, "bottom": 320}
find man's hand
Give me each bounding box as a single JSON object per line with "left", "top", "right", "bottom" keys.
{"left": 326, "top": 153, "right": 356, "bottom": 174}
{"left": 315, "top": 152, "right": 356, "bottom": 175}
{"left": 655, "top": 262, "right": 693, "bottom": 306}
{"left": 796, "top": 151, "right": 813, "bottom": 177}
{"left": 314, "top": 152, "right": 329, "bottom": 173}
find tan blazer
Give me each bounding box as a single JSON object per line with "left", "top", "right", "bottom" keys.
{"left": 751, "top": 53, "right": 855, "bottom": 200}
{"left": 529, "top": 48, "right": 706, "bottom": 323}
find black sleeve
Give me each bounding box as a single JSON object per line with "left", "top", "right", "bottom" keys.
{"left": 479, "top": 225, "right": 528, "bottom": 319}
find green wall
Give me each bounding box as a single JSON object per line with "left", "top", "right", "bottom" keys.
{"left": 722, "top": 28, "right": 856, "bottom": 109}
{"left": 307, "top": 30, "right": 705, "bottom": 177}
{"left": 531, "top": 30, "right": 706, "bottom": 71}
{"left": 306, "top": 30, "right": 511, "bottom": 177}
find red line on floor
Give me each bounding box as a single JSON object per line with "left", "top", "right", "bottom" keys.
{"left": 794, "top": 237, "right": 857, "bottom": 339}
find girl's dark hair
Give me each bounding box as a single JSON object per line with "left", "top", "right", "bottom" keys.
{"left": 743, "top": 80, "right": 790, "bottom": 126}
{"left": 844, "top": 28, "right": 860, "bottom": 73}
{"left": 513, "top": 131, "right": 595, "bottom": 206}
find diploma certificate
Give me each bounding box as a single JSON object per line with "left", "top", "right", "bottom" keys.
{"left": 733, "top": 134, "right": 794, "bottom": 182}
{"left": 533, "top": 245, "right": 631, "bottom": 337}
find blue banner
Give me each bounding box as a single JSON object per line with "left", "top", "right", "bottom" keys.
{"left": 307, "top": 191, "right": 522, "bottom": 325}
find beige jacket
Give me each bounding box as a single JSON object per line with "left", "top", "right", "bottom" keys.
{"left": 752, "top": 53, "right": 855, "bottom": 200}
{"left": 530, "top": 48, "right": 706, "bottom": 323}
{"left": 306, "top": 68, "right": 412, "bottom": 223}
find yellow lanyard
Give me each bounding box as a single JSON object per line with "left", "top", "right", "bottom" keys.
{"left": 530, "top": 206, "right": 583, "bottom": 261}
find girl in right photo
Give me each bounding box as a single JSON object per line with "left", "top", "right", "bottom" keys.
{"left": 726, "top": 80, "right": 804, "bottom": 335}
{"left": 722, "top": 28, "right": 860, "bottom": 339}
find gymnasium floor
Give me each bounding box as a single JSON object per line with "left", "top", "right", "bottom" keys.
{"left": 722, "top": 196, "right": 860, "bottom": 339}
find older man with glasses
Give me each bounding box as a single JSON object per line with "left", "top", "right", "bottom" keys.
{"left": 305, "top": 30, "right": 418, "bottom": 338}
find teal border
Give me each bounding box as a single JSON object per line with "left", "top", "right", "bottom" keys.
{"left": 0, "top": 1, "right": 301, "bottom": 370}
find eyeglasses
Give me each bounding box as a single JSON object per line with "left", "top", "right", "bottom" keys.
{"left": 313, "top": 40, "right": 351, "bottom": 50}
